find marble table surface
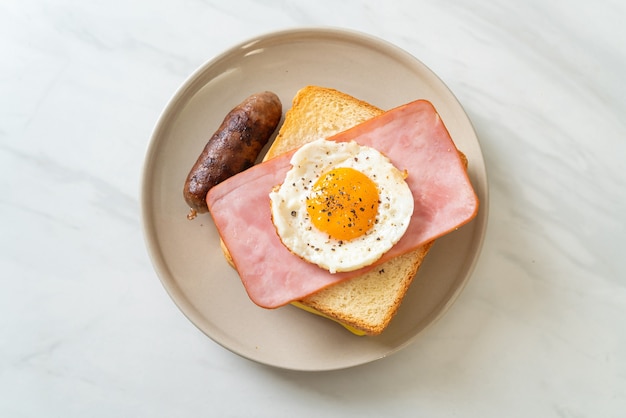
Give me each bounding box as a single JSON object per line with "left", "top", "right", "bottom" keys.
{"left": 2, "top": 0, "right": 624, "bottom": 416}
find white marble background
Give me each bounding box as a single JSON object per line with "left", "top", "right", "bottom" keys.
{"left": 2, "top": 0, "right": 625, "bottom": 417}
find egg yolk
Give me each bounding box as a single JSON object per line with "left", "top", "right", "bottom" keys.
{"left": 306, "top": 167, "right": 379, "bottom": 241}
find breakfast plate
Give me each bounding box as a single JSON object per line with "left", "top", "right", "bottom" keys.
{"left": 141, "top": 28, "right": 488, "bottom": 371}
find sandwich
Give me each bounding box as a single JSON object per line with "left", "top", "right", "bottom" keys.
{"left": 207, "top": 86, "right": 478, "bottom": 336}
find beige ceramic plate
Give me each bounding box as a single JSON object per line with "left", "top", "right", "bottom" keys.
{"left": 142, "top": 28, "right": 488, "bottom": 371}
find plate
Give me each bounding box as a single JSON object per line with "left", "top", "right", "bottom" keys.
{"left": 141, "top": 28, "right": 488, "bottom": 371}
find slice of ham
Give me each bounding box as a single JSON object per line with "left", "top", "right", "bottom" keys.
{"left": 206, "top": 100, "right": 479, "bottom": 308}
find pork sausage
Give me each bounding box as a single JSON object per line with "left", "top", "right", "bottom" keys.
{"left": 183, "top": 91, "right": 282, "bottom": 213}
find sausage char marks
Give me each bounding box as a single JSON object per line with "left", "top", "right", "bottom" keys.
{"left": 183, "top": 91, "right": 282, "bottom": 213}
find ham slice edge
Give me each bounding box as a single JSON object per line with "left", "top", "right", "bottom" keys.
{"left": 206, "top": 99, "right": 479, "bottom": 308}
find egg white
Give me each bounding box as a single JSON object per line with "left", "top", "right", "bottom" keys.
{"left": 269, "top": 139, "right": 414, "bottom": 273}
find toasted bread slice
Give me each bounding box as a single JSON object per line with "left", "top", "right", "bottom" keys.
{"left": 266, "top": 86, "right": 437, "bottom": 336}
{"left": 222, "top": 86, "right": 463, "bottom": 335}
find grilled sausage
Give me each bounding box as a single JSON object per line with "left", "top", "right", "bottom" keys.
{"left": 183, "top": 91, "right": 282, "bottom": 214}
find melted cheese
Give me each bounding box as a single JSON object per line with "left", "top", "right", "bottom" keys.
{"left": 290, "top": 301, "right": 366, "bottom": 336}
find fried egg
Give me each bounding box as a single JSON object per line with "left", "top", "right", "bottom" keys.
{"left": 269, "top": 139, "right": 414, "bottom": 273}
